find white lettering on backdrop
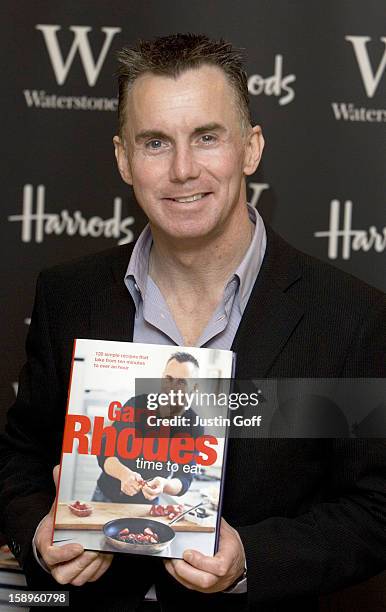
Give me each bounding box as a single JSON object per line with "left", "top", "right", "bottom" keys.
{"left": 8, "top": 185, "right": 135, "bottom": 245}
{"left": 314, "top": 200, "right": 386, "bottom": 260}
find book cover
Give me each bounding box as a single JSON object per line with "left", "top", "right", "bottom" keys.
{"left": 53, "top": 339, "right": 234, "bottom": 559}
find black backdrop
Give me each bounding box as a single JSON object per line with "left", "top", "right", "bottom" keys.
{"left": 1, "top": 0, "right": 385, "bottom": 430}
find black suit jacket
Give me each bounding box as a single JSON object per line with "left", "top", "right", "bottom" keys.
{"left": 0, "top": 226, "right": 385, "bottom": 611}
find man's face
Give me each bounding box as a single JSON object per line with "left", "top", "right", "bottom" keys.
{"left": 161, "top": 358, "right": 198, "bottom": 414}
{"left": 114, "top": 65, "right": 263, "bottom": 241}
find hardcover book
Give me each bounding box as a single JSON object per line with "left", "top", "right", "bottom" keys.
{"left": 53, "top": 339, "right": 234, "bottom": 559}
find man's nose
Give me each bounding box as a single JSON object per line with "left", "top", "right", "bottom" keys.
{"left": 169, "top": 144, "right": 200, "bottom": 183}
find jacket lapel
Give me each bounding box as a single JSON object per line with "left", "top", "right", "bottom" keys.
{"left": 232, "top": 226, "right": 304, "bottom": 378}
{"left": 89, "top": 246, "right": 135, "bottom": 342}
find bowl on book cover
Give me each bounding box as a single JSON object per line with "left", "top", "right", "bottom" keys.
{"left": 68, "top": 501, "right": 93, "bottom": 517}
{"left": 103, "top": 518, "right": 175, "bottom": 554}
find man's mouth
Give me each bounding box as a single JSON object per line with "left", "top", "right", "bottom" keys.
{"left": 167, "top": 192, "right": 210, "bottom": 203}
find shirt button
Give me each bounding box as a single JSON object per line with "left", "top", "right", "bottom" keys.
{"left": 134, "top": 283, "right": 139, "bottom": 292}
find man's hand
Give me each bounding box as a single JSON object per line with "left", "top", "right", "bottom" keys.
{"left": 35, "top": 465, "right": 113, "bottom": 586}
{"left": 164, "top": 518, "right": 245, "bottom": 593}
{"left": 142, "top": 477, "right": 167, "bottom": 500}
{"left": 120, "top": 468, "right": 144, "bottom": 496}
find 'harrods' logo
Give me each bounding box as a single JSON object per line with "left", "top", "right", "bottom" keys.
{"left": 248, "top": 55, "right": 296, "bottom": 106}
{"left": 314, "top": 200, "right": 386, "bottom": 260}
{"left": 8, "top": 185, "right": 135, "bottom": 245}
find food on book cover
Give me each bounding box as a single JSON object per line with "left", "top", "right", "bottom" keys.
{"left": 53, "top": 339, "right": 234, "bottom": 559}
{"left": 118, "top": 525, "right": 158, "bottom": 543}
{"left": 68, "top": 501, "right": 93, "bottom": 517}
{"left": 149, "top": 504, "right": 184, "bottom": 518}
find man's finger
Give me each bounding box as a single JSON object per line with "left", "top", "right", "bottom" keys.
{"left": 87, "top": 555, "right": 113, "bottom": 582}
{"left": 164, "top": 560, "right": 195, "bottom": 590}
{"left": 69, "top": 556, "right": 105, "bottom": 586}
{"left": 143, "top": 485, "right": 160, "bottom": 497}
{"left": 168, "top": 558, "right": 218, "bottom": 590}
{"left": 51, "top": 551, "right": 99, "bottom": 585}
{"left": 35, "top": 518, "right": 54, "bottom": 549}
{"left": 43, "top": 544, "right": 84, "bottom": 568}
{"left": 183, "top": 549, "right": 230, "bottom": 577}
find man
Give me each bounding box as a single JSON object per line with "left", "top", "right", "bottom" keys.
{"left": 93, "top": 352, "right": 203, "bottom": 504}
{"left": 0, "top": 33, "right": 385, "bottom": 612}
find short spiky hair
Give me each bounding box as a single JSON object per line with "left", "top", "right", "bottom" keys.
{"left": 167, "top": 351, "right": 199, "bottom": 371}
{"left": 116, "top": 33, "right": 251, "bottom": 137}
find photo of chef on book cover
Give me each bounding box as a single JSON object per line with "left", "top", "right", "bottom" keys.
{"left": 53, "top": 339, "right": 234, "bottom": 559}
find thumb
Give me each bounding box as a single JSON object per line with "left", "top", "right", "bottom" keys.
{"left": 52, "top": 465, "right": 60, "bottom": 504}
{"left": 53, "top": 465, "right": 60, "bottom": 492}
{"left": 183, "top": 548, "right": 206, "bottom": 567}
{"left": 48, "top": 465, "right": 60, "bottom": 515}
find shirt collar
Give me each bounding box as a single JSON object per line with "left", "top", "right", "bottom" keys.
{"left": 232, "top": 204, "right": 266, "bottom": 312}
{"left": 124, "top": 224, "right": 152, "bottom": 307}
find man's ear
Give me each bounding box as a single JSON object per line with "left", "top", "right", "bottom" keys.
{"left": 243, "top": 125, "right": 265, "bottom": 176}
{"left": 113, "top": 135, "right": 133, "bottom": 185}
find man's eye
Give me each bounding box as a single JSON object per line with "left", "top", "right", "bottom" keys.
{"left": 200, "top": 134, "right": 216, "bottom": 144}
{"left": 146, "top": 139, "right": 163, "bottom": 149}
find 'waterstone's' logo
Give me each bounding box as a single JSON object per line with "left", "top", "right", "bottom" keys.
{"left": 24, "top": 25, "right": 121, "bottom": 111}
{"left": 8, "top": 185, "right": 135, "bottom": 245}
{"left": 332, "top": 36, "right": 386, "bottom": 122}
{"left": 248, "top": 55, "right": 296, "bottom": 106}
{"left": 314, "top": 200, "right": 386, "bottom": 260}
